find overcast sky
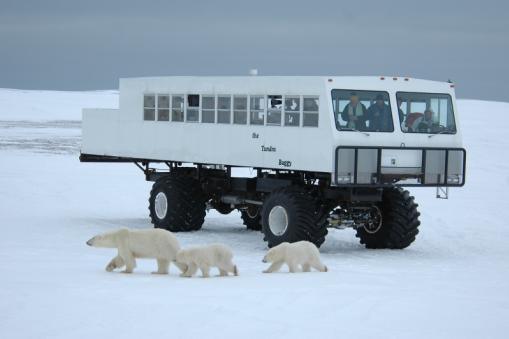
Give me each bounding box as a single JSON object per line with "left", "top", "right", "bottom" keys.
{"left": 1, "top": 0, "right": 508, "bottom": 101}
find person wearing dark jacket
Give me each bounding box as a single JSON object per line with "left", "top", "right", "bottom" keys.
{"left": 341, "top": 92, "right": 367, "bottom": 130}
{"left": 366, "top": 94, "right": 393, "bottom": 131}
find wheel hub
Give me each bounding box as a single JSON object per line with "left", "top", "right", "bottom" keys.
{"left": 154, "top": 192, "right": 168, "bottom": 220}
{"left": 268, "top": 205, "right": 289, "bottom": 236}
{"left": 363, "top": 205, "right": 382, "bottom": 234}
{"left": 246, "top": 206, "right": 259, "bottom": 219}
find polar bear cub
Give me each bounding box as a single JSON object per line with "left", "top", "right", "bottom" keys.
{"left": 262, "top": 241, "right": 328, "bottom": 273}
{"left": 176, "top": 244, "right": 238, "bottom": 278}
{"left": 86, "top": 228, "right": 186, "bottom": 274}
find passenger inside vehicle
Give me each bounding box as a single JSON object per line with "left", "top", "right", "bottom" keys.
{"left": 397, "top": 96, "right": 405, "bottom": 122}
{"left": 341, "top": 92, "right": 367, "bottom": 130}
{"left": 411, "top": 109, "right": 438, "bottom": 132}
{"left": 366, "top": 94, "right": 393, "bottom": 131}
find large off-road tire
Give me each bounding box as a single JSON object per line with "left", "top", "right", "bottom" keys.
{"left": 261, "top": 187, "right": 327, "bottom": 248}
{"left": 355, "top": 187, "right": 420, "bottom": 249}
{"left": 149, "top": 175, "right": 206, "bottom": 232}
{"left": 241, "top": 206, "right": 262, "bottom": 231}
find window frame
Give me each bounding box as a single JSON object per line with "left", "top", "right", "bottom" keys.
{"left": 330, "top": 89, "right": 393, "bottom": 132}
{"left": 171, "top": 94, "right": 185, "bottom": 122}
{"left": 156, "top": 94, "right": 170, "bottom": 122}
{"left": 143, "top": 93, "right": 156, "bottom": 121}
{"left": 249, "top": 95, "right": 266, "bottom": 126}
{"left": 186, "top": 94, "right": 200, "bottom": 123}
{"left": 217, "top": 94, "right": 232, "bottom": 124}
{"left": 396, "top": 91, "right": 457, "bottom": 135}
{"left": 266, "top": 94, "right": 283, "bottom": 126}
{"left": 201, "top": 95, "right": 216, "bottom": 123}
{"left": 233, "top": 95, "right": 248, "bottom": 125}
{"left": 283, "top": 95, "right": 301, "bottom": 127}
{"left": 302, "top": 95, "right": 320, "bottom": 128}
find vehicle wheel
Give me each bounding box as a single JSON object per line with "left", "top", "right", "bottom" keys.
{"left": 355, "top": 187, "right": 420, "bottom": 249}
{"left": 241, "top": 206, "right": 262, "bottom": 231}
{"left": 261, "top": 187, "right": 326, "bottom": 248}
{"left": 149, "top": 175, "right": 206, "bottom": 232}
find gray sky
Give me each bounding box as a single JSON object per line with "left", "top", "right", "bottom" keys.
{"left": 1, "top": 0, "right": 508, "bottom": 101}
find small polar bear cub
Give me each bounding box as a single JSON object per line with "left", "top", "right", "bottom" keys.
{"left": 176, "top": 244, "right": 238, "bottom": 278}
{"left": 86, "top": 228, "right": 186, "bottom": 274}
{"left": 262, "top": 241, "right": 328, "bottom": 273}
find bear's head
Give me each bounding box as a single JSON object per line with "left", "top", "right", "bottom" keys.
{"left": 176, "top": 250, "right": 188, "bottom": 264}
{"left": 86, "top": 231, "right": 117, "bottom": 248}
{"left": 262, "top": 242, "right": 289, "bottom": 263}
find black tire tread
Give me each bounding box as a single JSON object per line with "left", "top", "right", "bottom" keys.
{"left": 240, "top": 209, "right": 262, "bottom": 231}
{"left": 149, "top": 174, "right": 206, "bottom": 232}
{"left": 262, "top": 187, "right": 328, "bottom": 248}
{"left": 355, "top": 187, "right": 420, "bottom": 249}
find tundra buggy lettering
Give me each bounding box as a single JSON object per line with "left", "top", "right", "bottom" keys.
{"left": 261, "top": 145, "right": 276, "bottom": 152}
{"left": 80, "top": 76, "right": 466, "bottom": 250}
{"left": 278, "top": 159, "right": 292, "bottom": 167}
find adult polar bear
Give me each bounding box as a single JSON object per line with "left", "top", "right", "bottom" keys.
{"left": 86, "top": 228, "right": 186, "bottom": 274}
{"left": 262, "top": 241, "right": 328, "bottom": 273}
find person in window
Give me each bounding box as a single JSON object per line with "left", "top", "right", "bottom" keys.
{"left": 411, "top": 109, "right": 438, "bottom": 133}
{"left": 396, "top": 96, "right": 405, "bottom": 122}
{"left": 341, "top": 92, "right": 367, "bottom": 130}
{"left": 366, "top": 94, "right": 392, "bottom": 131}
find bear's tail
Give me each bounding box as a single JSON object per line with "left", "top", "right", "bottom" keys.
{"left": 233, "top": 265, "right": 239, "bottom": 276}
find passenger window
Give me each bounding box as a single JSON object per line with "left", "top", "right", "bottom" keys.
{"left": 157, "top": 94, "right": 169, "bottom": 121}
{"left": 171, "top": 95, "right": 184, "bottom": 122}
{"left": 267, "top": 95, "right": 282, "bottom": 125}
{"left": 284, "top": 96, "right": 300, "bottom": 127}
{"left": 187, "top": 94, "right": 199, "bottom": 122}
{"left": 233, "top": 96, "right": 247, "bottom": 124}
{"left": 250, "top": 96, "right": 265, "bottom": 125}
{"left": 143, "top": 94, "right": 155, "bottom": 121}
{"left": 217, "top": 96, "right": 231, "bottom": 124}
{"left": 396, "top": 92, "right": 456, "bottom": 134}
{"left": 331, "top": 90, "right": 392, "bottom": 132}
{"left": 202, "top": 96, "right": 215, "bottom": 123}
{"left": 303, "top": 96, "right": 319, "bottom": 127}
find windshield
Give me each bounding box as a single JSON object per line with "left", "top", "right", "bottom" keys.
{"left": 331, "top": 89, "right": 394, "bottom": 132}
{"left": 397, "top": 92, "right": 456, "bottom": 134}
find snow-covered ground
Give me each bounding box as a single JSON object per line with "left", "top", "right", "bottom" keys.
{"left": 0, "top": 89, "right": 508, "bottom": 339}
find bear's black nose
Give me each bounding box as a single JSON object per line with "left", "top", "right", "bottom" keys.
{"left": 86, "top": 239, "right": 92, "bottom": 246}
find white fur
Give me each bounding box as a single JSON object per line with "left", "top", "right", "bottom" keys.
{"left": 176, "top": 244, "right": 238, "bottom": 278}
{"left": 86, "top": 228, "right": 186, "bottom": 274}
{"left": 262, "top": 241, "right": 328, "bottom": 273}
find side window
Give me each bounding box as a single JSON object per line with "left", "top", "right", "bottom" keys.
{"left": 250, "top": 95, "right": 265, "bottom": 125}
{"left": 217, "top": 96, "right": 231, "bottom": 124}
{"left": 143, "top": 94, "right": 155, "bottom": 121}
{"left": 267, "top": 95, "right": 282, "bottom": 125}
{"left": 202, "top": 96, "right": 215, "bottom": 123}
{"left": 303, "top": 96, "right": 319, "bottom": 127}
{"left": 171, "top": 95, "right": 184, "bottom": 122}
{"left": 396, "top": 92, "right": 456, "bottom": 134}
{"left": 284, "top": 96, "right": 300, "bottom": 127}
{"left": 233, "top": 96, "right": 247, "bottom": 124}
{"left": 187, "top": 94, "right": 199, "bottom": 122}
{"left": 157, "top": 94, "right": 169, "bottom": 121}
{"left": 331, "top": 90, "right": 392, "bottom": 132}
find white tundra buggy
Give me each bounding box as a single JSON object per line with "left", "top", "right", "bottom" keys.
{"left": 80, "top": 76, "right": 466, "bottom": 249}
